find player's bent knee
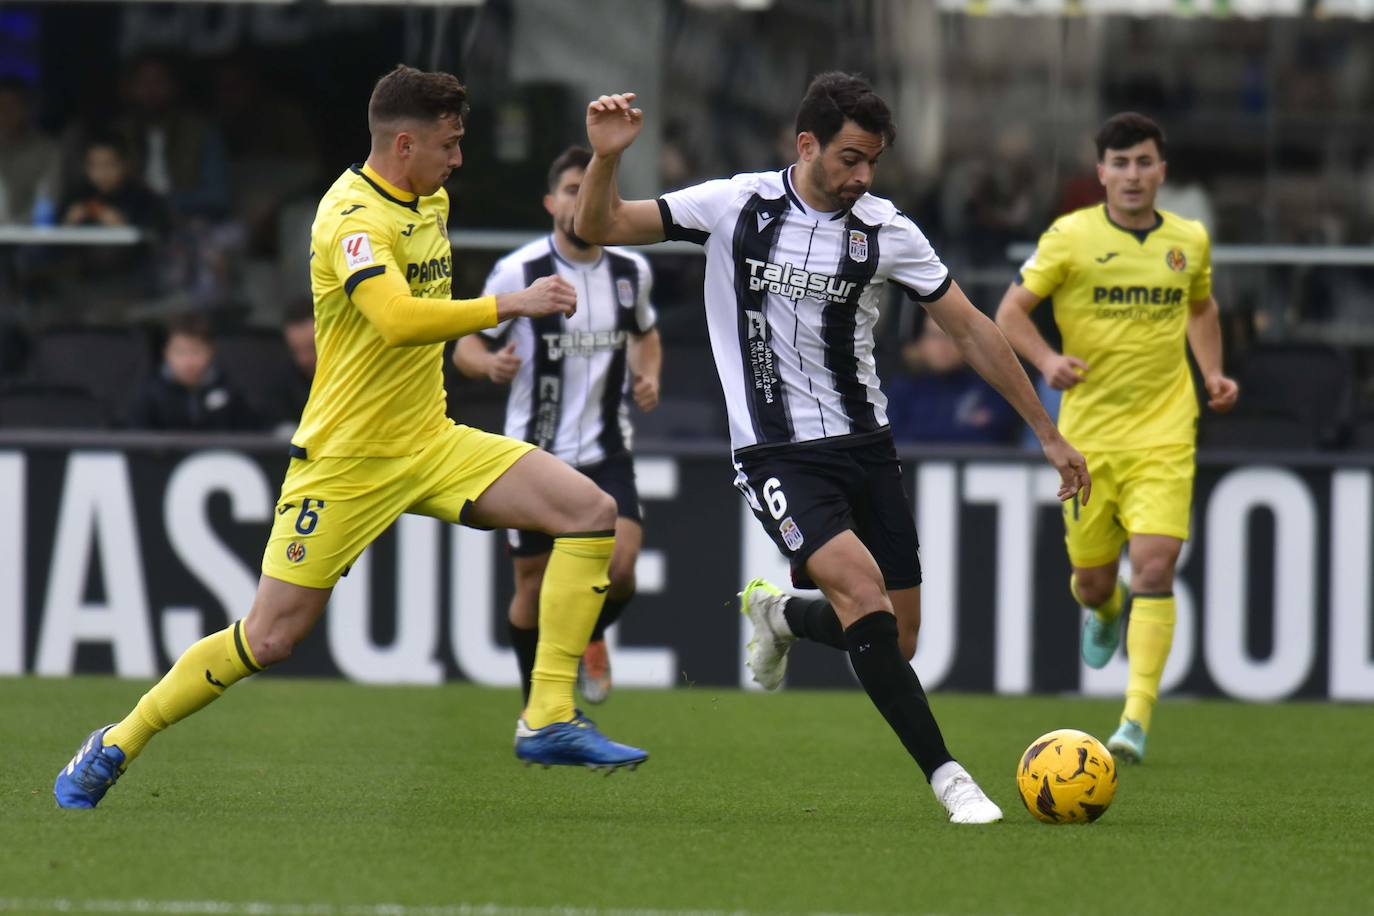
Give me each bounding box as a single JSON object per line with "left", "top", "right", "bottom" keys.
{"left": 584, "top": 490, "right": 617, "bottom": 532}
{"left": 1132, "top": 561, "right": 1175, "bottom": 594}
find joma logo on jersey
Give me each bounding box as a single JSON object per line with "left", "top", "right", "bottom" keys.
{"left": 406, "top": 255, "right": 452, "bottom": 284}
{"left": 744, "top": 258, "right": 856, "bottom": 303}
{"left": 1092, "top": 286, "right": 1185, "bottom": 306}
{"left": 543, "top": 330, "right": 627, "bottom": 360}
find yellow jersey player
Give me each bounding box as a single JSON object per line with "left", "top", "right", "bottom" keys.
{"left": 996, "top": 112, "right": 1239, "bottom": 763}
{"left": 55, "top": 65, "right": 647, "bottom": 809}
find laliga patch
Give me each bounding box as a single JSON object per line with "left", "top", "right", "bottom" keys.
{"left": 848, "top": 229, "right": 869, "bottom": 263}
{"left": 616, "top": 277, "right": 635, "bottom": 308}
{"left": 286, "top": 541, "right": 307, "bottom": 563}
{"left": 341, "top": 232, "right": 375, "bottom": 269}
{"left": 779, "top": 516, "right": 804, "bottom": 552}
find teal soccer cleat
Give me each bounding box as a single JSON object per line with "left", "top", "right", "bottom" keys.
{"left": 1081, "top": 580, "right": 1129, "bottom": 669}
{"left": 1107, "top": 719, "right": 1147, "bottom": 764}
{"left": 54, "top": 725, "right": 126, "bottom": 809}
{"left": 514, "top": 711, "right": 647, "bottom": 773}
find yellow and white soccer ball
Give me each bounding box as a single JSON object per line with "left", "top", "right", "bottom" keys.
{"left": 1016, "top": 728, "right": 1118, "bottom": 824}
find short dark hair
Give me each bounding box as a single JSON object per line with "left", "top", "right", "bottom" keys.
{"left": 84, "top": 132, "right": 129, "bottom": 160}
{"left": 0, "top": 75, "right": 32, "bottom": 98}
{"left": 166, "top": 312, "right": 213, "bottom": 343}
{"left": 1095, "top": 112, "right": 1167, "bottom": 161}
{"left": 546, "top": 146, "right": 592, "bottom": 191}
{"left": 367, "top": 64, "right": 470, "bottom": 134}
{"left": 794, "top": 72, "right": 896, "bottom": 150}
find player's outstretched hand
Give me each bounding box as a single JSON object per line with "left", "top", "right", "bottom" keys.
{"left": 1039, "top": 353, "right": 1088, "bottom": 391}
{"left": 514, "top": 275, "right": 577, "bottom": 320}
{"left": 587, "top": 93, "right": 644, "bottom": 158}
{"left": 1205, "top": 373, "right": 1239, "bottom": 413}
{"left": 487, "top": 342, "right": 521, "bottom": 385}
{"left": 1043, "top": 433, "right": 1092, "bottom": 505}
{"left": 632, "top": 373, "right": 660, "bottom": 412}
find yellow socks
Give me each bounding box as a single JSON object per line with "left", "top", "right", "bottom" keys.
{"left": 104, "top": 619, "right": 262, "bottom": 762}
{"left": 1070, "top": 574, "right": 1125, "bottom": 624}
{"left": 1122, "top": 595, "right": 1175, "bottom": 731}
{"left": 524, "top": 533, "right": 614, "bottom": 729}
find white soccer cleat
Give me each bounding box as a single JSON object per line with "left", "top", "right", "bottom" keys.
{"left": 934, "top": 766, "right": 1004, "bottom": 824}
{"left": 738, "top": 577, "right": 794, "bottom": 691}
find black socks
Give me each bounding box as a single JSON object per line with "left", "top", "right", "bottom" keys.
{"left": 783, "top": 596, "right": 847, "bottom": 650}
{"left": 509, "top": 621, "right": 539, "bottom": 704}
{"left": 844, "top": 611, "right": 954, "bottom": 781}
{"left": 591, "top": 596, "right": 630, "bottom": 642}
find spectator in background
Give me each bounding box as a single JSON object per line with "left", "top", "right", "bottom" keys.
{"left": 0, "top": 76, "right": 61, "bottom": 225}
{"left": 265, "top": 297, "right": 316, "bottom": 433}
{"left": 128, "top": 312, "right": 258, "bottom": 431}
{"left": 884, "top": 316, "right": 1021, "bottom": 446}
{"left": 60, "top": 134, "right": 168, "bottom": 234}
{"left": 115, "top": 54, "right": 230, "bottom": 220}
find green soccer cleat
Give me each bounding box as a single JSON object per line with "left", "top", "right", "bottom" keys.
{"left": 1080, "top": 580, "right": 1129, "bottom": 669}
{"left": 1107, "top": 719, "right": 1147, "bottom": 764}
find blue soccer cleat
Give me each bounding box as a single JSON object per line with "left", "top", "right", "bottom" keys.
{"left": 514, "top": 711, "right": 647, "bottom": 773}
{"left": 1107, "top": 718, "right": 1147, "bottom": 764}
{"left": 54, "top": 725, "right": 127, "bottom": 809}
{"left": 1081, "top": 580, "right": 1129, "bottom": 669}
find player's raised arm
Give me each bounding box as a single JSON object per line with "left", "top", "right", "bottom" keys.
{"left": 927, "top": 280, "right": 1091, "bottom": 504}
{"left": 575, "top": 92, "right": 666, "bottom": 246}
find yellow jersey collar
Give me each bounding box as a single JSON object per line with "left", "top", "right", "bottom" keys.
{"left": 354, "top": 162, "right": 420, "bottom": 212}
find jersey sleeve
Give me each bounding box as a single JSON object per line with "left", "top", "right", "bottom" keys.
{"left": 1190, "top": 227, "right": 1213, "bottom": 302}
{"left": 1018, "top": 221, "right": 1073, "bottom": 300}
{"left": 887, "top": 214, "right": 952, "bottom": 302}
{"left": 656, "top": 178, "right": 738, "bottom": 244}
{"left": 479, "top": 256, "right": 525, "bottom": 341}
{"left": 632, "top": 255, "right": 657, "bottom": 333}
{"left": 325, "top": 206, "right": 400, "bottom": 300}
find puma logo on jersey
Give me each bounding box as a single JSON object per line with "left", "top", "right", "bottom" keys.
{"left": 743, "top": 258, "right": 856, "bottom": 304}
{"left": 1096, "top": 252, "right": 1119, "bottom": 263}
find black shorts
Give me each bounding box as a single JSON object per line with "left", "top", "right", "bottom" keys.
{"left": 733, "top": 431, "right": 921, "bottom": 591}
{"left": 506, "top": 451, "right": 642, "bottom": 557}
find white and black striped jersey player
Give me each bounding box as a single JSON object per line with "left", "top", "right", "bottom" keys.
{"left": 478, "top": 234, "right": 657, "bottom": 468}
{"left": 576, "top": 79, "right": 1089, "bottom": 825}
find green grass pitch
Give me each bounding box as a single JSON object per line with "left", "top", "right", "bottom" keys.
{"left": 3, "top": 676, "right": 1371, "bottom": 915}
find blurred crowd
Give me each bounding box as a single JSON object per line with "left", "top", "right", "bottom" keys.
{"left": 3, "top": 7, "right": 1374, "bottom": 449}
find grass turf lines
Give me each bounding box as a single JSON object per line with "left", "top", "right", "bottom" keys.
{"left": 4, "top": 676, "right": 1370, "bottom": 915}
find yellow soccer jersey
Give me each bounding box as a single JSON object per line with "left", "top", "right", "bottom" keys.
{"left": 1019, "top": 204, "right": 1212, "bottom": 452}
{"left": 295, "top": 163, "right": 455, "bottom": 457}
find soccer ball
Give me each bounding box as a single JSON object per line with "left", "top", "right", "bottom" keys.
{"left": 1016, "top": 728, "right": 1118, "bottom": 824}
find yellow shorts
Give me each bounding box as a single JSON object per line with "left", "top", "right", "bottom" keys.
{"left": 1063, "top": 443, "right": 1195, "bottom": 569}
{"left": 262, "top": 423, "right": 534, "bottom": 589}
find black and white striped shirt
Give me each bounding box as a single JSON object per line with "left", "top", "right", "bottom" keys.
{"left": 658, "top": 166, "right": 950, "bottom": 453}
{"left": 481, "top": 236, "right": 656, "bottom": 467}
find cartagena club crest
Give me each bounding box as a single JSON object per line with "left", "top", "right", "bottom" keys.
{"left": 848, "top": 230, "right": 869, "bottom": 263}
{"left": 1166, "top": 247, "right": 1187, "bottom": 272}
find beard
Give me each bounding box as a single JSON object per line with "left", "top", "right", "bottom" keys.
{"left": 563, "top": 224, "right": 593, "bottom": 250}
